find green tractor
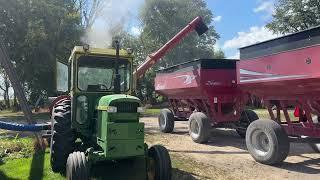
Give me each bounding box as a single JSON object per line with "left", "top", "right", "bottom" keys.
{"left": 49, "top": 16, "right": 208, "bottom": 179}
{"left": 51, "top": 42, "right": 171, "bottom": 180}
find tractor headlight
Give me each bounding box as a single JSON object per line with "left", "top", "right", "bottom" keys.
{"left": 137, "top": 107, "right": 145, "bottom": 113}
{"left": 107, "top": 106, "right": 117, "bottom": 113}
{"left": 76, "top": 95, "right": 88, "bottom": 124}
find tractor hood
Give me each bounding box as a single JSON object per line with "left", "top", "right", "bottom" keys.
{"left": 97, "top": 94, "right": 141, "bottom": 107}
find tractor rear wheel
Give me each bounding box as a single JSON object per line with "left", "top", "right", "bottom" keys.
{"left": 50, "top": 99, "right": 76, "bottom": 173}
{"left": 188, "top": 112, "right": 211, "bottom": 144}
{"left": 246, "top": 119, "right": 289, "bottom": 165}
{"left": 148, "top": 145, "right": 172, "bottom": 180}
{"left": 66, "top": 151, "right": 89, "bottom": 180}
{"left": 158, "top": 108, "right": 175, "bottom": 133}
{"left": 236, "top": 110, "right": 259, "bottom": 138}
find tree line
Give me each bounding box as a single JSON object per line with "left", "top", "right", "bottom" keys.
{"left": 0, "top": 0, "right": 319, "bottom": 109}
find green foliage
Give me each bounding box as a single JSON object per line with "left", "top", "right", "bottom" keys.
{"left": 139, "top": 0, "right": 220, "bottom": 66}
{"left": 135, "top": 0, "right": 222, "bottom": 103}
{"left": 0, "top": 0, "right": 82, "bottom": 103}
{"left": 267, "top": 0, "right": 320, "bottom": 34}
{"left": 0, "top": 0, "right": 223, "bottom": 105}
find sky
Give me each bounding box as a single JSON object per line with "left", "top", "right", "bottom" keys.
{"left": 125, "top": 0, "right": 279, "bottom": 59}
{"left": 206, "top": 0, "right": 278, "bottom": 58}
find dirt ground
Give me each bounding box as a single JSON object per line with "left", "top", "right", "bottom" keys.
{"left": 142, "top": 117, "right": 320, "bottom": 180}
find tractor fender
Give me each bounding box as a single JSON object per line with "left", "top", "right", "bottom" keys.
{"left": 48, "top": 95, "right": 70, "bottom": 115}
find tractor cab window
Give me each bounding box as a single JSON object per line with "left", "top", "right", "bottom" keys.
{"left": 77, "top": 56, "right": 131, "bottom": 92}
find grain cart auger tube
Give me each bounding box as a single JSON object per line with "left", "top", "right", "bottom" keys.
{"left": 132, "top": 16, "right": 209, "bottom": 134}
{"left": 133, "top": 16, "right": 208, "bottom": 80}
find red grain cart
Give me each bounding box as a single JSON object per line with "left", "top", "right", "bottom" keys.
{"left": 155, "top": 59, "right": 256, "bottom": 142}
{"left": 238, "top": 26, "right": 320, "bottom": 164}
{"left": 156, "top": 26, "right": 320, "bottom": 165}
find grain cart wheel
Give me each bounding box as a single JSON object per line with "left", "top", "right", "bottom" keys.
{"left": 236, "top": 110, "right": 259, "bottom": 138}
{"left": 188, "top": 112, "right": 211, "bottom": 144}
{"left": 148, "top": 145, "right": 172, "bottom": 180}
{"left": 246, "top": 119, "right": 289, "bottom": 165}
{"left": 308, "top": 116, "right": 320, "bottom": 153}
{"left": 158, "top": 108, "right": 175, "bottom": 133}
{"left": 50, "top": 99, "right": 76, "bottom": 173}
{"left": 66, "top": 152, "right": 89, "bottom": 180}
{"left": 309, "top": 144, "right": 320, "bottom": 153}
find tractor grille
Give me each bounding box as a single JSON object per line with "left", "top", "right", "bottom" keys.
{"left": 111, "top": 102, "right": 139, "bottom": 113}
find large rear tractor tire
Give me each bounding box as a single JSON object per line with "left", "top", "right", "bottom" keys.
{"left": 66, "top": 151, "right": 89, "bottom": 180}
{"left": 158, "top": 109, "right": 175, "bottom": 133}
{"left": 50, "top": 99, "right": 76, "bottom": 173}
{"left": 236, "top": 110, "right": 259, "bottom": 138}
{"left": 188, "top": 112, "right": 211, "bottom": 144}
{"left": 246, "top": 119, "right": 289, "bottom": 165}
{"left": 148, "top": 145, "right": 172, "bottom": 180}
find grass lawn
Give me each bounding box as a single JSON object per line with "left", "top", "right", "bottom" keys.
{"left": 0, "top": 137, "right": 64, "bottom": 180}
{"left": 143, "top": 108, "right": 161, "bottom": 116}
{"left": 0, "top": 136, "right": 213, "bottom": 180}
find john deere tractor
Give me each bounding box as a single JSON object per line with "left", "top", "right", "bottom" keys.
{"left": 50, "top": 16, "right": 208, "bottom": 179}
{"left": 50, "top": 42, "right": 171, "bottom": 180}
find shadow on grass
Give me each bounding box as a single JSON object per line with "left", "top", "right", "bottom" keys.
{"left": 0, "top": 171, "right": 20, "bottom": 180}
{"left": 28, "top": 151, "right": 45, "bottom": 180}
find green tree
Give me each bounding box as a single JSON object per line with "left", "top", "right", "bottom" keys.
{"left": 135, "top": 0, "right": 221, "bottom": 104}
{"left": 0, "top": 0, "right": 82, "bottom": 103}
{"left": 267, "top": 0, "right": 320, "bottom": 34}
{"left": 139, "top": 0, "right": 220, "bottom": 66}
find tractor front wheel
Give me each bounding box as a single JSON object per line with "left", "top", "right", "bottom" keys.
{"left": 66, "top": 151, "right": 89, "bottom": 180}
{"left": 246, "top": 119, "right": 289, "bottom": 165}
{"left": 148, "top": 145, "right": 172, "bottom": 180}
{"left": 50, "top": 99, "right": 76, "bottom": 173}
{"left": 158, "top": 108, "right": 175, "bottom": 133}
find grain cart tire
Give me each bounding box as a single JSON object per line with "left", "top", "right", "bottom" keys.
{"left": 309, "top": 143, "right": 320, "bottom": 153}
{"left": 148, "top": 145, "right": 172, "bottom": 180}
{"left": 236, "top": 110, "right": 259, "bottom": 138}
{"left": 50, "top": 99, "right": 76, "bottom": 173}
{"left": 66, "top": 151, "right": 89, "bottom": 180}
{"left": 308, "top": 116, "right": 320, "bottom": 153}
{"left": 246, "top": 119, "right": 289, "bottom": 165}
{"left": 158, "top": 108, "right": 175, "bottom": 133}
{"left": 188, "top": 112, "right": 211, "bottom": 144}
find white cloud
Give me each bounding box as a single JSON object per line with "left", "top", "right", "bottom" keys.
{"left": 228, "top": 52, "right": 240, "bottom": 59}
{"left": 254, "top": 0, "right": 275, "bottom": 17}
{"left": 130, "top": 26, "right": 141, "bottom": 36}
{"left": 213, "top": 16, "right": 222, "bottom": 22}
{"left": 223, "top": 26, "right": 277, "bottom": 50}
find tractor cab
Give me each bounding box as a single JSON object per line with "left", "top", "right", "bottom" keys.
{"left": 56, "top": 45, "right": 133, "bottom": 95}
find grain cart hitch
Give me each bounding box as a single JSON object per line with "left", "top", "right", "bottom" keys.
{"left": 50, "top": 16, "right": 208, "bottom": 179}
